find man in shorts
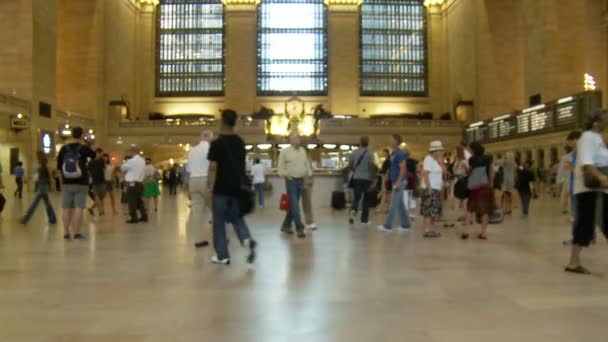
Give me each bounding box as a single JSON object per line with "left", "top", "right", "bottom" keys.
{"left": 57, "top": 127, "right": 96, "bottom": 240}
{"left": 89, "top": 148, "right": 107, "bottom": 216}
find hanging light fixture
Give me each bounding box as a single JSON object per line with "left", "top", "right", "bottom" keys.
{"left": 139, "top": 0, "right": 159, "bottom": 6}
{"left": 221, "top": 0, "right": 261, "bottom": 5}
{"left": 423, "top": 0, "right": 445, "bottom": 8}
{"left": 584, "top": 73, "right": 597, "bottom": 91}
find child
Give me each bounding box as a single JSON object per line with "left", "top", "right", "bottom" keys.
{"left": 516, "top": 161, "right": 535, "bottom": 217}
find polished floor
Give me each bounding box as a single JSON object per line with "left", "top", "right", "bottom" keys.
{"left": 0, "top": 189, "right": 607, "bottom": 341}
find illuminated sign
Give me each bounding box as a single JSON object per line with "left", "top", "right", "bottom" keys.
{"left": 40, "top": 130, "right": 55, "bottom": 156}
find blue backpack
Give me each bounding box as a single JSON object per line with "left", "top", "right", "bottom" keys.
{"left": 62, "top": 144, "right": 82, "bottom": 179}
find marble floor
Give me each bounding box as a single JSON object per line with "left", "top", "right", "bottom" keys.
{"left": 0, "top": 190, "right": 607, "bottom": 342}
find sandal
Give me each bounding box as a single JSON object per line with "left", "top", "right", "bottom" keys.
{"left": 565, "top": 266, "right": 591, "bottom": 275}
{"left": 461, "top": 233, "right": 469, "bottom": 240}
{"left": 477, "top": 234, "right": 488, "bottom": 240}
{"left": 423, "top": 231, "right": 441, "bottom": 238}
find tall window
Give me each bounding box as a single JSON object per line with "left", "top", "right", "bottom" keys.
{"left": 257, "top": 0, "right": 327, "bottom": 96}
{"left": 156, "top": 0, "right": 224, "bottom": 96}
{"left": 360, "top": 0, "right": 428, "bottom": 96}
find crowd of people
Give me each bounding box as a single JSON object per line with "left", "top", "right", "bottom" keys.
{"left": 9, "top": 108, "right": 608, "bottom": 273}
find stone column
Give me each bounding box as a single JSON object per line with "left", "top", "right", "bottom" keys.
{"left": 224, "top": 2, "right": 258, "bottom": 114}
{"left": 327, "top": 2, "right": 359, "bottom": 115}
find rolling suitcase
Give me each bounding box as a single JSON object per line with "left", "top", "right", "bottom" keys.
{"left": 331, "top": 191, "right": 346, "bottom": 210}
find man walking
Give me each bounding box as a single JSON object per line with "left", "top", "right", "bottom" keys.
{"left": 278, "top": 133, "right": 312, "bottom": 238}
{"left": 57, "top": 126, "right": 96, "bottom": 240}
{"left": 207, "top": 109, "right": 257, "bottom": 265}
{"left": 349, "top": 136, "right": 374, "bottom": 225}
{"left": 377, "top": 134, "right": 411, "bottom": 232}
{"left": 189, "top": 129, "right": 213, "bottom": 248}
{"left": 121, "top": 148, "right": 147, "bottom": 224}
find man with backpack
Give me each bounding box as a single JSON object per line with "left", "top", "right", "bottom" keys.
{"left": 56, "top": 126, "right": 96, "bottom": 240}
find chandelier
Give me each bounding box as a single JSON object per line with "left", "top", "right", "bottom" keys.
{"left": 139, "top": 0, "right": 159, "bottom": 5}
{"left": 423, "top": 0, "right": 445, "bottom": 7}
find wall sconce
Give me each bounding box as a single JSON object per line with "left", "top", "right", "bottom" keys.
{"left": 11, "top": 112, "right": 29, "bottom": 131}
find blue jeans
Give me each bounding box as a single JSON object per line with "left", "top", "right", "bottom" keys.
{"left": 282, "top": 178, "right": 305, "bottom": 231}
{"left": 352, "top": 179, "right": 371, "bottom": 223}
{"left": 254, "top": 183, "right": 264, "bottom": 207}
{"left": 212, "top": 194, "right": 252, "bottom": 260}
{"left": 23, "top": 183, "right": 56, "bottom": 223}
{"left": 520, "top": 192, "right": 531, "bottom": 215}
{"left": 384, "top": 180, "right": 410, "bottom": 229}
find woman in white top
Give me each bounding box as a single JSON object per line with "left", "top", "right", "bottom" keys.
{"left": 566, "top": 110, "right": 608, "bottom": 274}
{"left": 103, "top": 154, "right": 117, "bottom": 214}
{"left": 420, "top": 141, "right": 445, "bottom": 238}
{"left": 251, "top": 159, "right": 266, "bottom": 208}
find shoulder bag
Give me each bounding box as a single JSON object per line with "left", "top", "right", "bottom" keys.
{"left": 348, "top": 150, "right": 368, "bottom": 188}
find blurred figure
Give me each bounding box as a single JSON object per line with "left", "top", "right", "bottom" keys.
{"left": 168, "top": 165, "right": 178, "bottom": 195}
{"left": 122, "top": 148, "right": 147, "bottom": 224}
{"left": 516, "top": 161, "right": 535, "bottom": 217}
{"left": 462, "top": 142, "right": 494, "bottom": 240}
{"left": 420, "top": 141, "right": 445, "bottom": 238}
{"left": 302, "top": 174, "right": 318, "bottom": 230}
{"left": 188, "top": 130, "right": 213, "bottom": 248}
{"left": 14, "top": 161, "right": 24, "bottom": 198}
{"left": 20, "top": 152, "right": 56, "bottom": 225}
{"left": 251, "top": 158, "right": 266, "bottom": 209}
{"left": 349, "top": 136, "right": 374, "bottom": 226}
{"left": 377, "top": 134, "right": 411, "bottom": 232}
{"left": 103, "top": 154, "right": 118, "bottom": 214}
{"left": 501, "top": 152, "right": 517, "bottom": 215}
{"left": 88, "top": 148, "right": 107, "bottom": 216}
{"left": 376, "top": 148, "right": 392, "bottom": 214}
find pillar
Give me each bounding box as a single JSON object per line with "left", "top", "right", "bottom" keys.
{"left": 224, "top": 2, "right": 257, "bottom": 114}
{"left": 327, "top": 1, "right": 359, "bottom": 115}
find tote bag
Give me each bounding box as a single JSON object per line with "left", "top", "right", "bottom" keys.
{"left": 467, "top": 166, "right": 489, "bottom": 190}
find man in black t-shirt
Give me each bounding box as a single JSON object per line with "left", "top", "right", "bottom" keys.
{"left": 88, "top": 148, "right": 107, "bottom": 216}
{"left": 57, "top": 127, "right": 96, "bottom": 240}
{"left": 207, "top": 109, "right": 257, "bottom": 265}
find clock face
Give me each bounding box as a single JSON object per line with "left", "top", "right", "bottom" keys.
{"left": 285, "top": 98, "right": 305, "bottom": 117}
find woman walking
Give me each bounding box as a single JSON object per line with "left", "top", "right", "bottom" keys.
{"left": 501, "top": 152, "right": 517, "bottom": 214}
{"left": 20, "top": 152, "right": 56, "bottom": 225}
{"left": 143, "top": 158, "right": 161, "bottom": 212}
{"left": 251, "top": 159, "right": 266, "bottom": 209}
{"left": 420, "top": 141, "right": 445, "bottom": 238}
{"left": 462, "top": 142, "right": 494, "bottom": 240}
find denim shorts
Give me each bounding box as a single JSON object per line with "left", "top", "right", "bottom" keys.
{"left": 62, "top": 184, "right": 88, "bottom": 209}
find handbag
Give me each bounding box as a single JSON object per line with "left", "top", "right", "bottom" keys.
{"left": 280, "top": 193, "right": 289, "bottom": 211}
{"left": 584, "top": 166, "right": 608, "bottom": 189}
{"left": 467, "top": 166, "right": 489, "bottom": 190}
{"left": 454, "top": 176, "right": 469, "bottom": 199}
{"left": 348, "top": 150, "right": 368, "bottom": 188}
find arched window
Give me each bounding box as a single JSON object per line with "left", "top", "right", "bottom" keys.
{"left": 257, "top": 0, "right": 328, "bottom": 95}
{"left": 360, "top": 0, "right": 428, "bottom": 96}
{"left": 156, "top": 0, "right": 224, "bottom": 96}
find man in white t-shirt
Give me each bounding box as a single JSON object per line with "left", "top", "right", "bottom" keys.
{"left": 566, "top": 110, "right": 608, "bottom": 274}
{"left": 188, "top": 130, "right": 213, "bottom": 248}
{"left": 251, "top": 159, "right": 266, "bottom": 208}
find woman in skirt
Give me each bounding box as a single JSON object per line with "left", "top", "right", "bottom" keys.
{"left": 143, "top": 158, "right": 161, "bottom": 212}
{"left": 462, "top": 141, "right": 494, "bottom": 240}
{"left": 420, "top": 141, "right": 445, "bottom": 238}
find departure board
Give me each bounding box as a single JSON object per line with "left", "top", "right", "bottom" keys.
{"left": 488, "top": 122, "right": 499, "bottom": 140}
{"left": 556, "top": 101, "right": 577, "bottom": 126}
{"left": 529, "top": 108, "right": 553, "bottom": 132}
{"left": 499, "top": 119, "right": 516, "bottom": 137}
{"left": 517, "top": 113, "right": 530, "bottom": 134}
{"left": 464, "top": 91, "right": 602, "bottom": 145}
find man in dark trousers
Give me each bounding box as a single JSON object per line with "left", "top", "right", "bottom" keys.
{"left": 206, "top": 109, "right": 257, "bottom": 265}
{"left": 121, "top": 148, "right": 147, "bottom": 224}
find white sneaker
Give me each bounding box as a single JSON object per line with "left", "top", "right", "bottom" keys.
{"left": 398, "top": 227, "right": 411, "bottom": 233}
{"left": 361, "top": 221, "right": 371, "bottom": 226}
{"left": 307, "top": 223, "right": 318, "bottom": 230}
{"left": 376, "top": 225, "right": 392, "bottom": 232}
{"left": 211, "top": 255, "right": 230, "bottom": 265}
